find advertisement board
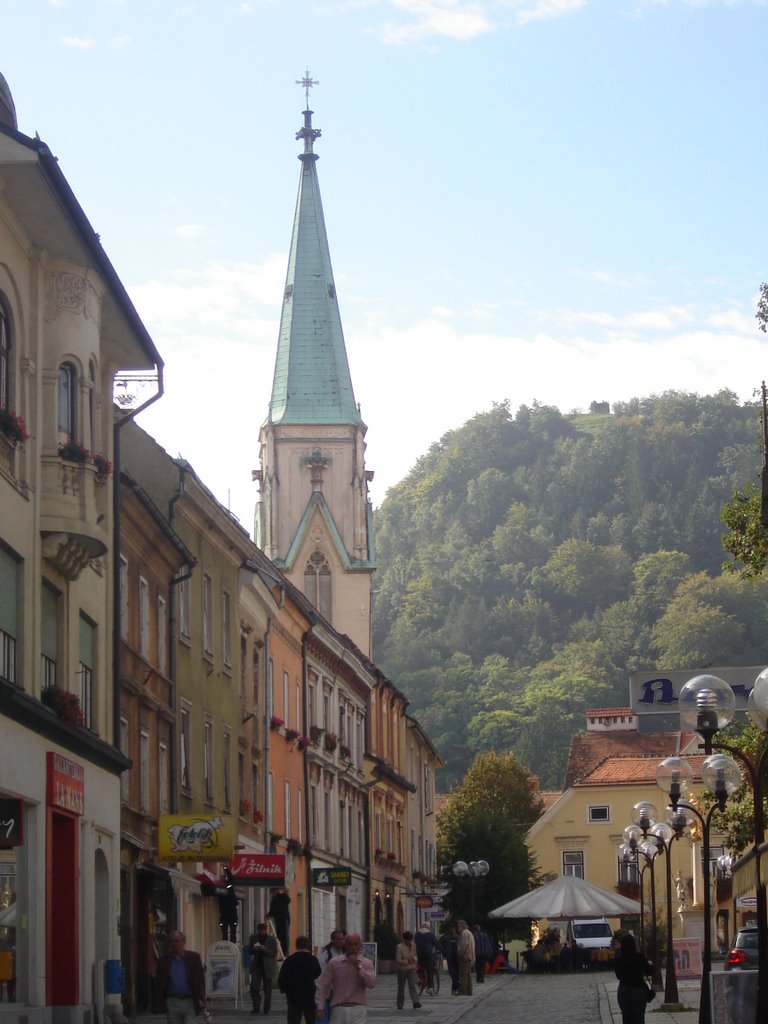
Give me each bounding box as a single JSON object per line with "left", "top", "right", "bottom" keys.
{"left": 157, "top": 814, "right": 235, "bottom": 861}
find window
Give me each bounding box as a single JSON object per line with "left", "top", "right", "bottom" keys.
{"left": 223, "top": 731, "right": 231, "bottom": 810}
{"left": 180, "top": 707, "right": 191, "bottom": 790}
{"left": 563, "top": 851, "right": 584, "bottom": 878}
{"left": 139, "top": 729, "right": 150, "bottom": 813}
{"left": 298, "top": 788, "right": 304, "bottom": 843}
{"left": 618, "top": 855, "right": 640, "bottom": 887}
{"left": 202, "top": 574, "right": 213, "bottom": 656}
{"left": 157, "top": 596, "right": 167, "bottom": 674}
{"left": 339, "top": 801, "right": 346, "bottom": 856}
{"left": 339, "top": 705, "right": 346, "bottom": 742}
{"left": 267, "top": 773, "right": 273, "bottom": 832}
{"left": 324, "top": 790, "right": 332, "bottom": 849}
{"left": 285, "top": 781, "right": 291, "bottom": 839}
{"left": 0, "top": 547, "right": 20, "bottom": 685}
{"left": 588, "top": 805, "right": 610, "bottom": 823}
{"left": 203, "top": 721, "right": 213, "bottom": 800}
{"left": 238, "top": 752, "right": 245, "bottom": 806}
{"left": 179, "top": 576, "right": 191, "bottom": 639}
{"left": 283, "top": 670, "right": 289, "bottom": 728}
{"left": 267, "top": 659, "right": 274, "bottom": 718}
{"left": 221, "top": 590, "right": 232, "bottom": 668}
{"left": 304, "top": 550, "right": 331, "bottom": 619}
{"left": 119, "top": 556, "right": 129, "bottom": 640}
{"left": 251, "top": 762, "right": 259, "bottom": 816}
{"left": 308, "top": 683, "right": 316, "bottom": 726}
{"left": 158, "top": 740, "right": 169, "bottom": 814}
{"left": 57, "top": 362, "right": 77, "bottom": 440}
{"left": 138, "top": 576, "right": 150, "bottom": 659}
{"left": 310, "top": 786, "right": 318, "bottom": 843}
{"left": 296, "top": 683, "right": 301, "bottom": 732}
{"left": 88, "top": 360, "right": 96, "bottom": 449}
{"left": 78, "top": 614, "right": 94, "bottom": 729}
{"left": 120, "top": 716, "right": 130, "bottom": 803}
{"left": 0, "top": 299, "right": 11, "bottom": 412}
{"left": 40, "top": 581, "right": 59, "bottom": 689}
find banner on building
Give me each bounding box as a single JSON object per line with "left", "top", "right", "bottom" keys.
{"left": 158, "top": 814, "right": 235, "bottom": 862}
{"left": 629, "top": 667, "right": 766, "bottom": 716}
{"left": 312, "top": 867, "right": 352, "bottom": 888}
{"left": 0, "top": 799, "right": 23, "bottom": 846}
{"left": 46, "top": 752, "right": 84, "bottom": 815}
{"left": 230, "top": 853, "right": 286, "bottom": 886}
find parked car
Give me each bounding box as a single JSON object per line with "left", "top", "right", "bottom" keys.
{"left": 724, "top": 926, "right": 759, "bottom": 971}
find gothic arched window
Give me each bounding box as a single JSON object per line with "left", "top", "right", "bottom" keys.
{"left": 304, "top": 550, "right": 331, "bottom": 620}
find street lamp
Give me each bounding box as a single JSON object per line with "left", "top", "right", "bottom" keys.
{"left": 678, "top": 670, "right": 768, "bottom": 1024}
{"left": 452, "top": 859, "right": 490, "bottom": 928}
{"left": 627, "top": 802, "right": 664, "bottom": 991}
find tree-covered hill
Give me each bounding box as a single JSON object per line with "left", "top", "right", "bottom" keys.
{"left": 372, "top": 391, "right": 768, "bottom": 790}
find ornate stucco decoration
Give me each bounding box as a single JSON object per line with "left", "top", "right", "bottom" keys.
{"left": 44, "top": 271, "right": 100, "bottom": 324}
{"left": 41, "top": 531, "right": 106, "bottom": 581}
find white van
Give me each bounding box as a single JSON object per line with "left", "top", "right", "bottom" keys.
{"left": 569, "top": 918, "right": 613, "bottom": 951}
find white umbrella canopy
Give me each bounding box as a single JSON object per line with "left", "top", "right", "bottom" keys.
{"left": 488, "top": 873, "right": 641, "bottom": 920}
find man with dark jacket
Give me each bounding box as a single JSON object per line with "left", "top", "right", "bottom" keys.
{"left": 153, "top": 930, "right": 207, "bottom": 1023}
{"left": 278, "top": 935, "right": 322, "bottom": 1024}
{"left": 414, "top": 926, "right": 440, "bottom": 992}
{"left": 249, "top": 921, "right": 279, "bottom": 1013}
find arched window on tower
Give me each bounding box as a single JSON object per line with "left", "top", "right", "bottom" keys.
{"left": 304, "top": 550, "right": 331, "bottom": 620}
{"left": 0, "top": 299, "right": 10, "bottom": 411}
{"left": 57, "top": 362, "right": 77, "bottom": 441}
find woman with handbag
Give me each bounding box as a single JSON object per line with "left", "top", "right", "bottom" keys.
{"left": 614, "top": 933, "right": 654, "bottom": 1024}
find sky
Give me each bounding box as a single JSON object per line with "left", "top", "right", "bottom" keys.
{"left": 2, "top": 0, "right": 767, "bottom": 535}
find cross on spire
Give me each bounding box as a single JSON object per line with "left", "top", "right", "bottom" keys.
{"left": 296, "top": 69, "right": 319, "bottom": 107}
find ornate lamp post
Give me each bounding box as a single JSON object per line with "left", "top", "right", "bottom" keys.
{"left": 678, "top": 671, "right": 768, "bottom": 1024}
{"left": 628, "top": 802, "right": 664, "bottom": 991}
{"left": 452, "top": 859, "right": 490, "bottom": 929}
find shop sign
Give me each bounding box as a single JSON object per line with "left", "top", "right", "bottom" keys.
{"left": 158, "top": 814, "right": 235, "bottom": 862}
{"left": 0, "top": 798, "right": 23, "bottom": 846}
{"left": 737, "top": 896, "right": 757, "bottom": 908}
{"left": 229, "top": 853, "right": 286, "bottom": 886}
{"left": 313, "top": 867, "right": 352, "bottom": 888}
{"left": 629, "top": 666, "right": 765, "bottom": 716}
{"left": 46, "top": 752, "right": 85, "bottom": 815}
{"left": 415, "top": 895, "right": 434, "bottom": 908}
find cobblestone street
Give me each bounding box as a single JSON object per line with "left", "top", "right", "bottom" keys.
{"left": 126, "top": 969, "right": 703, "bottom": 1024}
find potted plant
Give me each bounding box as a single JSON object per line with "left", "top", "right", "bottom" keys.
{"left": 92, "top": 452, "right": 112, "bottom": 481}
{"left": 41, "top": 685, "right": 84, "bottom": 726}
{"left": 285, "top": 727, "right": 300, "bottom": 742}
{"left": 286, "top": 837, "right": 302, "bottom": 855}
{"left": 297, "top": 735, "right": 311, "bottom": 751}
{"left": 324, "top": 731, "right": 338, "bottom": 753}
{"left": 268, "top": 831, "right": 283, "bottom": 845}
{"left": 309, "top": 725, "right": 324, "bottom": 744}
{"left": 374, "top": 848, "right": 385, "bottom": 859}
{"left": 58, "top": 440, "right": 90, "bottom": 463}
{"left": 0, "top": 409, "right": 29, "bottom": 447}
{"left": 386, "top": 851, "right": 397, "bottom": 862}
{"left": 269, "top": 715, "right": 284, "bottom": 731}
{"left": 340, "top": 742, "right": 352, "bottom": 760}
{"left": 239, "top": 798, "right": 251, "bottom": 818}
{"left": 252, "top": 809, "right": 264, "bottom": 824}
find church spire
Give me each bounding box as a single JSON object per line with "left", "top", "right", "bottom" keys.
{"left": 267, "top": 79, "right": 360, "bottom": 427}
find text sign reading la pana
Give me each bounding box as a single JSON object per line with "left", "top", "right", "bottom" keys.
{"left": 158, "top": 814, "right": 235, "bottom": 862}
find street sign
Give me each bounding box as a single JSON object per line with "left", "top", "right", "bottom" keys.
{"left": 313, "top": 867, "right": 352, "bottom": 887}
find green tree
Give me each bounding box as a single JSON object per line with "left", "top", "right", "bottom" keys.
{"left": 437, "top": 752, "right": 541, "bottom": 929}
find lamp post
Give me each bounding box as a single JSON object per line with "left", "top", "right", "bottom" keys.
{"left": 679, "top": 671, "right": 768, "bottom": 1024}
{"left": 452, "top": 859, "right": 490, "bottom": 929}
{"left": 628, "top": 802, "right": 664, "bottom": 991}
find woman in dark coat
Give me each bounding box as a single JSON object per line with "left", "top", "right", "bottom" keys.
{"left": 614, "top": 933, "right": 653, "bottom": 1024}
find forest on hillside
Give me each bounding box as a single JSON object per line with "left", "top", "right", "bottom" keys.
{"left": 371, "top": 391, "right": 768, "bottom": 791}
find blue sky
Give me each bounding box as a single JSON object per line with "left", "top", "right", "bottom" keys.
{"left": 2, "top": 0, "right": 767, "bottom": 532}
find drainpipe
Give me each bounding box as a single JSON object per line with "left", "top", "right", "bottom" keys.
{"left": 113, "top": 369, "right": 164, "bottom": 751}
{"left": 167, "top": 465, "right": 192, "bottom": 814}
{"left": 302, "top": 631, "right": 313, "bottom": 947}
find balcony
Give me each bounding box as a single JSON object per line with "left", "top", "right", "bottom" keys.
{"left": 40, "top": 453, "right": 109, "bottom": 579}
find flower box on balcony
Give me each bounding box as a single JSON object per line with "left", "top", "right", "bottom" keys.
{"left": 285, "top": 727, "right": 300, "bottom": 742}
{"left": 239, "top": 798, "right": 252, "bottom": 818}
{"left": 58, "top": 441, "right": 90, "bottom": 463}
{"left": 252, "top": 809, "right": 264, "bottom": 824}
{"left": 324, "top": 732, "right": 338, "bottom": 753}
{"left": 309, "top": 725, "right": 324, "bottom": 744}
{"left": 41, "top": 685, "right": 84, "bottom": 726}
{"left": 269, "top": 715, "right": 284, "bottom": 731}
{"left": 286, "top": 837, "right": 302, "bottom": 855}
{"left": 0, "top": 409, "right": 29, "bottom": 447}
{"left": 297, "top": 735, "right": 311, "bottom": 751}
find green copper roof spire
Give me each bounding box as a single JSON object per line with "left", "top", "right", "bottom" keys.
{"left": 267, "top": 79, "right": 361, "bottom": 426}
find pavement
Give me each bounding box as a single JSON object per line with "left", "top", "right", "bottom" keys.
{"left": 123, "top": 968, "right": 703, "bottom": 1024}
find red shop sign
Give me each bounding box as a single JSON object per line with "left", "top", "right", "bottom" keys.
{"left": 230, "top": 853, "right": 285, "bottom": 886}
{"left": 46, "top": 752, "right": 85, "bottom": 816}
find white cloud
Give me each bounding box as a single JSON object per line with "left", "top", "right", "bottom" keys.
{"left": 381, "top": 0, "right": 495, "bottom": 43}
{"left": 174, "top": 223, "right": 209, "bottom": 240}
{"left": 514, "top": 0, "right": 587, "bottom": 25}
{"left": 61, "top": 36, "right": 96, "bottom": 48}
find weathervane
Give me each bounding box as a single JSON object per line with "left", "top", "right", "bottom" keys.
{"left": 296, "top": 68, "right": 319, "bottom": 107}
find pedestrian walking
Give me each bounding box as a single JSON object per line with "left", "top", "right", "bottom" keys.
{"left": 456, "top": 920, "right": 475, "bottom": 996}
{"left": 249, "top": 921, "right": 279, "bottom": 1014}
{"left": 614, "top": 933, "right": 653, "bottom": 1024}
{"left": 472, "top": 924, "right": 493, "bottom": 983}
{"left": 315, "top": 932, "right": 376, "bottom": 1024}
{"left": 278, "top": 935, "right": 322, "bottom": 1024}
{"left": 395, "top": 931, "right": 421, "bottom": 1010}
{"left": 414, "top": 926, "right": 439, "bottom": 992}
{"left": 320, "top": 929, "right": 346, "bottom": 967}
{"left": 152, "top": 930, "right": 207, "bottom": 1024}
{"left": 440, "top": 925, "right": 460, "bottom": 995}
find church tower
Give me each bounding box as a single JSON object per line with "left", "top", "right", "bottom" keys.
{"left": 255, "top": 82, "right": 375, "bottom": 657}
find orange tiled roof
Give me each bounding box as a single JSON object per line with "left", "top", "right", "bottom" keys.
{"left": 577, "top": 753, "right": 708, "bottom": 786}
{"left": 585, "top": 707, "right": 634, "bottom": 716}
{"left": 563, "top": 729, "right": 697, "bottom": 789}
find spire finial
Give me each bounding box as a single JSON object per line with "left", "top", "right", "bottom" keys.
{"left": 295, "top": 68, "right": 319, "bottom": 108}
